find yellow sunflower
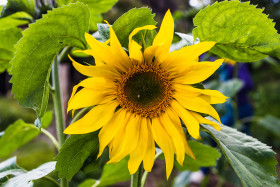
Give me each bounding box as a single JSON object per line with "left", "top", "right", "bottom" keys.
{"left": 64, "top": 10, "right": 227, "bottom": 179}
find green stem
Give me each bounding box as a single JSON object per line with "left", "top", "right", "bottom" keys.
{"left": 131, "top": 163, "right": 143, "bottom": 187}
{"left": 141, "top": 150, "right": 163, "bottom": 187}
{"left": 43, "top": 176, "right": 60, "bottom": 187}
{"left": 70, "top": 107, "right": 90, "bottom": 125}
{"left": 51, "top": 56, "right": 68, "bottom": 187}
{"left": 41, "top": 128, "right": 59, "bottom": 150}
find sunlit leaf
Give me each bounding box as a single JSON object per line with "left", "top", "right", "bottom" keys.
{"left": 1, "top": 0, "right": 36, "bottom": 17}
{"left": 175, "top": 141, "right": 221, "bottom": 171}
{"left": 56, "top": 132, "right": 99, "bottom": 181}
{"left": 193, "top": 0, "right": 280, "bottom": 62}
{"left": 3, "top": 161, "right": 56, "bottom": 187}
{"left": 0, "top": 157, "right": 25, "bottom": 184}
{"left": 0, "top": 120, "right": 40, "bottom": 158}
{"left": 202, "top": 120, "right": 280, "bottom": 187}
{"left": 0, "top": 11, "right": 32, "bottom": 29}
{"left": 10, "top": 2, "right": 89, "bottom": 119}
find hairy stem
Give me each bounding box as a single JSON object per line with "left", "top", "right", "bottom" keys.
{"left": 131, "top": 163, "right": 143, "bottom": 187}
{"left": 51, "top": 56, "right": 68, "bottom": 187}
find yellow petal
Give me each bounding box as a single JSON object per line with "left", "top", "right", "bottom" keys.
{"left": 174, "top": 84, "right": 228, "bottom": 104}
{"left": 69, "top": 54, "right": 119, "bottom": 78}
{"left": 159, "top": 112, "right": 185, "bottom": 165}
{"left": 174, "top": 93, "right": 222, "bottom": 124}
{"left": 129, "top": 25, "right": 157, "bottom": 62}
{"left": 64, "top": 101, "right": 119, "bottom": 134}
{"left": 73, "top": 49, "right": 104, "bottom": 66}
{"left": 143, "top": 45, "right": 159, "bottom": 64}
{"left": 151, "top": 117, "right": 175, "bottom": 179}
{"left": 174, "top": 59, "right": 224, "bottom": 84}
{"left": 143, "top": 119, "right": 155, "bottom": 172}
{"left": 190, "top": 112, "right": 221, "bottom": 131}
{"left": 108, "top": 115, "right": 141, "bottom": 163}
{"left": 104, "top": 21, "right": 130, "bottom": 69}
{"left": 153, "top": 9, "right": 174, "bottom": 62}
{"left": 128, "top": 117, "right": 149, "bottom": 174}
{"left": 98, "top": 109, "right": 127, "bottom": 158}
{"left": 167, "top": 110, "right": 195, "bottom": 159}
{"left": 171, "top": 100, "right": 201, "bottom": 140}
{"left": 67, "top": 88, "right": 115, "bottom": 112}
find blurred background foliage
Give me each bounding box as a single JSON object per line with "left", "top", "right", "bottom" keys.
{"left": 0, "top": 0, "right": 279, "bottom": 186}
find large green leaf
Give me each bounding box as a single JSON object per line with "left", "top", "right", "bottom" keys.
{"left": 257, "top": 115, "right": 280, "bottom": 138}
{"left": 175, "top": 141, "right": 221, "bottom": 172}
{"left": 1, "top": 0, "right": 36, "bottom": 17}
{"left": 3, "top": 161, "right": 56, "bottom": 187}
{"left": 0, "top": 11, "right": 32, "bottom": 29}
{"left": 0, "top": 157, "right": 25, "bottom": 184}
{"left": 202, "top": 122, "right": 280, "bottom": 187}
{"left": 0, "top": 120, "right": 40, "bottom": 158}
{"left": 56, "top": 132, "right": 99, "bottom": 181}
{"left": 0, "top": 27, "right": 22, "bottom": 73}
{"left": 112, "top": 7, "right": 157, "bottom": 49}
{"left": 193, "top": 0, "right": 280, "bottom": 62}
{"left": 57, "top": 0, "right": 117, "bottom": 31}
{"left": 10, "top": 2, "right": 89, "bottom": 119}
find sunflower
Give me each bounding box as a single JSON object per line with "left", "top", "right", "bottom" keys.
{"left": 64, "top": 10, "right": 227, "bottom": 179}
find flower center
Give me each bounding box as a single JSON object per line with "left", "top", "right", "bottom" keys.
{"left": 116, "top": 63, "right": 173, "bottom": 118}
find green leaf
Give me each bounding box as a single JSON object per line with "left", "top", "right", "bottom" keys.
{"left": 193, "top": 0, "right": 280, "bottom": 62}
{"left": 34, "top": 110, "right": 53, "bottom": 129}
{"left": 112, "top": 7, "right": 157, "bottom": 49}
{"left": 1, "top": 0, "right": 36, "bottom": 17}
{"left": 56, "top": 132, "right": 99, "bottom": 181}
{"left": 175, "top": 32, "right": 194, "bottom": 46}
{"left": 172, "top": 171, "right": 192, "bottom": 187}
{"left": 0, "top": 27, "right": 22, "bottom": 73}
{"left": 202, "top": 121, "right": 280, "bottom": 187}
{"left": 10, "top": 2, "right": 89, "bottom": 119}
{"left": 0, "top": 157, "right": 25, "bottom": 184}
{"left": 97, "top": 23, "right": 110, "bottom": 42}
{"left": 3, "top": 161, "right": 56, "bottom": 187}
{"left": 0, "top": 11, "right": 32, "bottom": 30}
{"left": 257, "top": 115, "right": 280, "bottom": 138}
{"left": 175, "top": 141, "right": 221, "bottom": 172}
{"left": 0, "top": 120, "right": 40, "bottom": 158}
{"left": 218, "top": 78, "right": 244, "bottom": 98}
{"left": 57, "top": 0, "right": 117, "bottom": 31}
{"left": 79, "top": 179, "right": 97, "bottom": 187}
{"left": 97, "top": 157, "right": 130, "bottom": 186}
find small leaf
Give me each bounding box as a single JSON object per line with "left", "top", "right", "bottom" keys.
{"left": 97, "top": 157, "right": 130, "bottom": 187}
{"left": 257, "top": 115, "right": 280, "bottom": 138}
{"left": 1, "top": 0, "right": 37, "bottom": 17}
{"left": 0, "top": 11, "right": 32, "bottom": 29}
{"left": 193, "top": 0, "right": 280, "bottom": 62}
{"left": 3, "top": 161, "right": 56, "bottom": 187}
{"left": 217, "top": 78, "right": 244, "bottom": 98}
{"left": 175, "top": 141, "right": 221, "bottom": 172}
{"left": 97, "top": 23, "right": 110, "bottom": 42}
{"left": 34, "top": 110, "right": 53, "bottom": 129}
{"left": 202, "top": 120, "right": 280, "bottom": 187}
{"left": 0, "top": 157, "right": 25, "bottom": 184}
{"left": 10, "top": 2, "right": 90, "bottom": 119}
{"left": 0, "top": 120, "right": 40, "bottom": 158}
{"left": 0, "top": 27, "right": 22, "bottom": 73}
{"left": 175, "top": 32, "right": 194, "bottom": 46}
{"left": 112, "top": 7, "right": 157, "bottom": 49}
{"left": 56, "top": 132, "right": 99, "bottom": 181}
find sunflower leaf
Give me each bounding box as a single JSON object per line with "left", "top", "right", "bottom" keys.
{"left": 175, "top": 141, "right": 221, "bottom": 171}
{"left": 9, "top": 2, "right": 89, "bottom": 119}
{"left": 0, "top": 120, "right": 40, "bottom": 158}
{"left": 3, "top": 161, "right": 56, "bottom": 187}
{"left": 202, "top": 122, "right": 280, "bottom": 187}
{"left": 0, "top": 27, "right": 22, "bottom": 73}
{"left": 56, "top": 132, "right": 99, "bottom": 181}
{"left": 0, "top": 157, "right": 25, "bottom": 184}
{"left": 193, "top": 0, "right": 280, "bottom": 62}
{"left": 1, "top": 0, "right": 36, "bottom": 17}
{"left": 112, "top": 7, "right": 157, "bottom": 49}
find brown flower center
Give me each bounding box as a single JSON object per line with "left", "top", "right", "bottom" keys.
{"left": 116, "top": 63, "right": 173, "bottom": 118}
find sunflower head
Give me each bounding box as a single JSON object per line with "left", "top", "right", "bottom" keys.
{"left": 65, "top": 10, "right": 227, "bottom": 179}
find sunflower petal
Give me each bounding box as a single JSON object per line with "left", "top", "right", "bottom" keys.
{"left": 64, "top": 101, "right": 119, "bottom": 134}
{"left": 153, "top": 9, "right": 174, "bottom": 62}
{"left": 143, "top": 119, "right": 155, "bottom": 172}
{"left": 151, "top": 118, "right": 175, "bottom": 179}
{"left": 174, "top": 59, "right": 223, "bottom": 84}
{"left": 129, "top": 25, "right": 157, "bottom": 62}
{"left": 171, "top": 100, "right": 201, "bottom": 140}
{"left": 190, "top": 112, "right": 222, "bottom": 131}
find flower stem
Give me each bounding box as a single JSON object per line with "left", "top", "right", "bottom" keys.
{"left": 131, "top": 163, "right": 143, "bottom": 187}
{"left": 51, "top": 56, "right": 68, "bottom": 187}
